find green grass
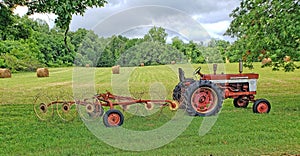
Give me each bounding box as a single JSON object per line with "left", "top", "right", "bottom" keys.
{"left": 0, "top": 63, "right": 300, "bottom": 155}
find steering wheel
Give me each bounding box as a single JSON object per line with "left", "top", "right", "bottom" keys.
{"left": 193, "top": 66, "right": 204, "bottom": 77}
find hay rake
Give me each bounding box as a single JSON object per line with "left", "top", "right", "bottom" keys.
{"left": 34, "top": 91, "right": 179, "bottom": 127}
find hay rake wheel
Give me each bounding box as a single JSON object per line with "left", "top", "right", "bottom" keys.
{"left": 103, "top": 109, "right": 124, "bottom": 127}
{"left": 55, "top": 93, "right": 78, "bottom": 121}
{"left": 33, "top": 94, "right": 54, "bottom": 121}
{"left": 56, "top": 101, "right": 77, "bottom": 121}
{"left": 76, "top": 97, "right": 104, "bottom": 121}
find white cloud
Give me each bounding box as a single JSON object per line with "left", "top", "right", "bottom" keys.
{"left": 201, "top": 21, "right": 237, "bottom": 41}
{"left": 14, "top": 6, "right": 57, "bottom": 28}
{"left": 202, "top": 21, "right": 230, "bottom": 35}
{"left": 30, "top": 13, "right": 57, "bottom": 28}
{"left": 14, "top": 6, "right": 28, "bottom": 16}
{"left": 192, "top": 14, "right": 204, "bottom": 21}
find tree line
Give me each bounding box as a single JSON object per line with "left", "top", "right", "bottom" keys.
{"left": 1, "top": 0, "right": 299, "bottom": 72}
{"left": 0, "top": 14, "right": 233, "bottom": 72}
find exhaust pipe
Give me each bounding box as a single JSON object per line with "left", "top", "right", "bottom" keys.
{"left": 213, "top": 64, "right": 217, "bottom": 75}
{"left": 239, "top": 60, "right": 243, "bottom": 74}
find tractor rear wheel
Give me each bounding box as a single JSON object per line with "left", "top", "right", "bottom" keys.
{"left": 172, "top": 82, "right": 184, "bottom": 102}
{"left": 253, "top": 99, "right": 271, "bottom": 114}
{"left": 183, "top": 80, "right": 223, "bottom": 116}
{"left": 233, "top": 96, "right": 249, "bottom": 108}
{"left": 172, "top": 79, "right": 196, "bottom": 108}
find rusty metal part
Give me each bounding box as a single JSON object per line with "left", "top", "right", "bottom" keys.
{"left": 145, "top": 102, "right": 154, "bottom": 110}
{"left": 169, "top": 101, "right": 179, "bottom": 111}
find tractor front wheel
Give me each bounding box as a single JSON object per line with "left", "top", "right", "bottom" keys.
{"left": 233, "top": 96, "right": 249, "bottom": 108}
{"left": 183, "top": 80, "right": 223, "bottom": 116}
{"left": 253, "top": 99, "right": 271, "bottom": 114}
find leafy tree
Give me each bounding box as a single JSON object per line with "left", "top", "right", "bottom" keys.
{"left": 74, "top": 31, "right": 105, "bottom": 67}
{"left": 75, "top": 32, "right": 130, "bottom": 67}
{"left": 0, "top": 3, "right": 14, "bottom": 40}
{"left": 96, "top": 35, "right": 144, "bottom": 67}
{"left": 0, "top": 10, "right": 33, "bottom": 40}
{"left": 172, "top": 37, "right": 206, "bottom": 64}
{"left": 144, "top": 26, "right": 168, "bottom": 44}
{"left": 225, "top": 0, "right": 300, "bottom": 71}
{"left": 0, "top": 39, "right": 43, "bottom": 71}
{"left": 207, "top": 39, "right": 231, "bottom": 63}
{"left": 125, "top": 38, "right": 144, "bottom": 50}
{"left": 2, "top": 0, "right": 107, "bottom": 30}
{"left": 30, "top": 27, "right": 75, "bottom": 67}
{"left": 201, "top": 47, "right": 224, "bottom": 64}
{"left": 185, "top": 41, "right": 202, "bottom": 63}
{"left": 68, "top": 28, "right": 89, "bottom": 52}
{"left": 172, "top": 37, "right": 185, "bottom": 51}
{"left": 108, "top": 35, "right": 128, "bottom": 64}
{"left": 96, "top": 35, "right": 128, "bottom": 67}
{"left": 33, "top": 19, "right": 50, "bottom": 33}
{"left": 118, "top": 42, "right": 186, "bottom": 67}
{"left": 1, "top": 0, "right": 107, "bottom": 52}
{"left": 0, "top": 16, "right": 55, "bottom": 71}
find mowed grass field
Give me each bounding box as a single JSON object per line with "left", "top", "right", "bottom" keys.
{"left": 0, "top": 63, "right": 299, "bottom": 155}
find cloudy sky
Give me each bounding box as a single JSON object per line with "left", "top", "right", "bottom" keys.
{"left": 70, "top": 0, "right": 241, "bottom": 42}
{"left": 15, "top": 0, "right": 241, "bottom": 42}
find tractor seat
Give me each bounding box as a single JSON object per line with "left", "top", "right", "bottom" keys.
{"left": 178, "top": 68, "right": 194, "bottom": 82}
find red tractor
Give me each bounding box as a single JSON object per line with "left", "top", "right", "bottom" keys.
{"left": 172, "top": 61, "right": 271, "bottom": 116}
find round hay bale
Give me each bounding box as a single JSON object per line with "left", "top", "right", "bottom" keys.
{"left": 85, "top": 64, "right": 90, "bottom": 68}
{"left": 0, "top": 69, "right": 11, "bottom": 78}
{"left": 262, "top": 58, "right": 272, "bottom": 65}
{"left": 171, "top": 61, "right": 176, "bottom": 65}
{"left": 37, "top": 68, "right": 49, "bottom": 77}
{"left": 112, "top": 65, "right": 120, "bottom": 74}
{"left": 140, "top": 63, "right": 144, "bottom": 67}
{"left": 283, "top": 56, "right": 291, "bottom": 62}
